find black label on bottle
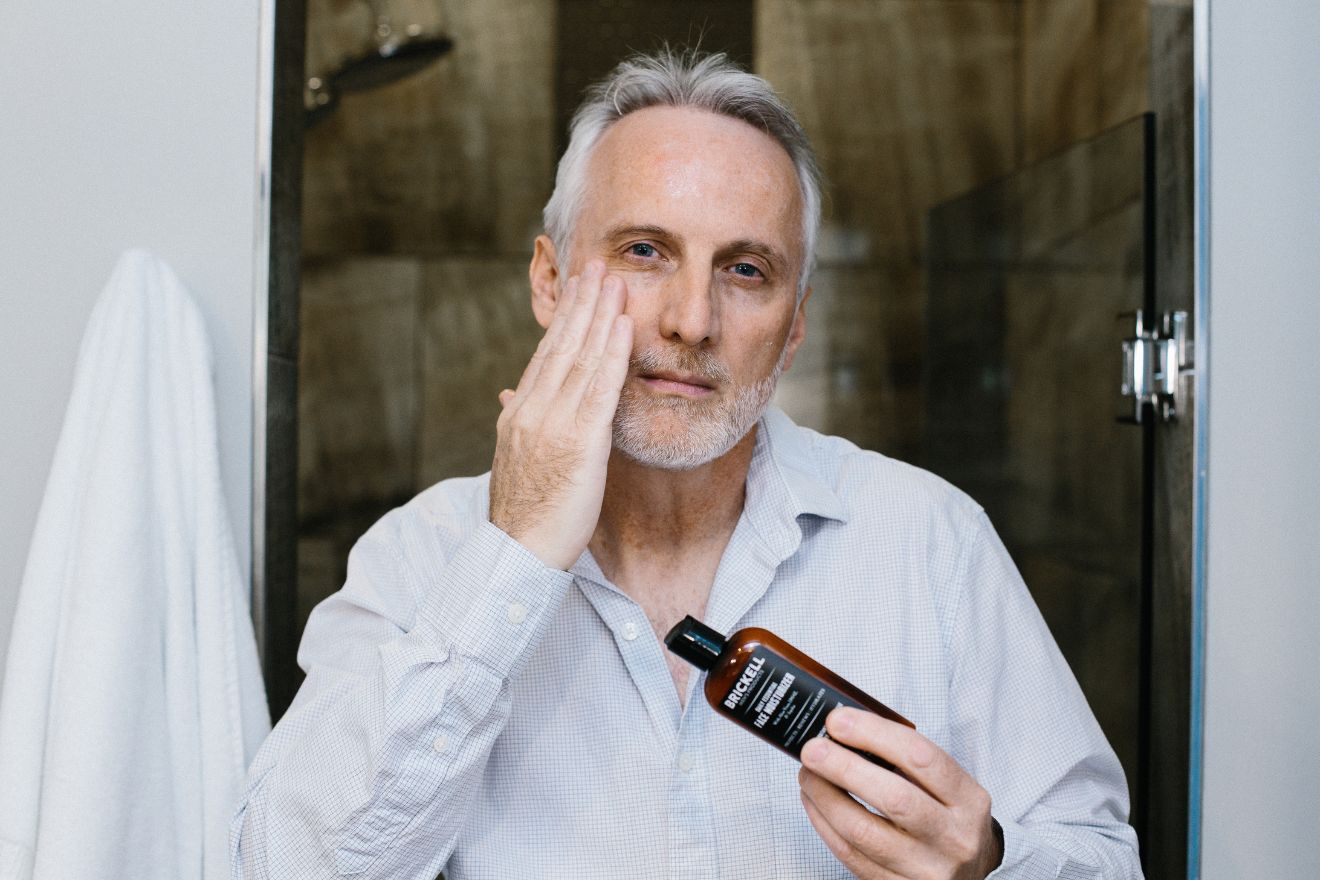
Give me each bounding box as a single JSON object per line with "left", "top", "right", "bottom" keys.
{"left": 716, "top": 645, "right": 872, "bottom": 760}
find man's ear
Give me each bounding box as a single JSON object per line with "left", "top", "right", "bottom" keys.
{"left": 529, "top": 235, "right": 563, "bottom": 330}
{"left": 780, "top": 286, "right": 812, "bottom": 372}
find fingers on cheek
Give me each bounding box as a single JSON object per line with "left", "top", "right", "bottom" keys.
{"left": 601, "top": 274, "right": 625, "bottom": 306}
{"left": 608, "top": 315, "right": 633, "bottom": 357}
{"left": 552, "top": 278, "right": 579, "bottom": 322}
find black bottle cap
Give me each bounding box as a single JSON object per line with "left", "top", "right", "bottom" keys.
{"left": 664, "top": 615, "right": 727, "bottom": 670}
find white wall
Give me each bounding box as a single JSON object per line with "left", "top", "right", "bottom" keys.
{"left": 1201, "top": 0, "right": 1320, "bottom": 877}
{"left": 0, "top": 3, "right": 266, "bottom": 684}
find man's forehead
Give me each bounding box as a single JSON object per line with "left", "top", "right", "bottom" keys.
{"left": 580, "top": 106, "right": 803, "bottom": 251}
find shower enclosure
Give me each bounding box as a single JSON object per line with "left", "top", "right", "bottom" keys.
{"left": 253, "top": 1, "right": 1197, "bottom": 876}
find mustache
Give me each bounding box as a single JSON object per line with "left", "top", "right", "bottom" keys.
{"left": 629, "top": 346, "right": 732, "bottom": 386}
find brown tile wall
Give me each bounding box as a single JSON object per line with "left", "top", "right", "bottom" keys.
{"left": 1019, "top": 0, "right": 1150, "bottom": 164}
{"left": 297, "top": 0, "right": 556, "bottom": 619}
{"left": 416, "top": 257, "right": 544, "bottom": 487}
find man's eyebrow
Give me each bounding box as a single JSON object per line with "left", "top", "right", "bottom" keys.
{"left": 718, "top": 239, "right": 788, "bottom": 273}
{"left": 601, "top": 223, "right": 677, "bottom": 243}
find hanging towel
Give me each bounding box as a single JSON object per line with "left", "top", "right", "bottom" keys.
{"left": 0, "top": 249, "right": 270, "bottom": 880}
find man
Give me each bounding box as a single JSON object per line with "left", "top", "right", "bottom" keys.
{"left": 233, "top": 50, "right": 1141, "bottom": 879}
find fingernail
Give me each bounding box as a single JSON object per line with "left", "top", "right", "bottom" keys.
{"left": 830, "top": 707, "right": 854, "bottom": 733}
{"left": 801, "top": 738, "right": 827, "bottom": 766}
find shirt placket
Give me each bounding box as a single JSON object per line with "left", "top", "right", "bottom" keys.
{"left": 668, "top": 704, "right": 720, "bottom": 879}
{"left": 573, "top": 573, "right": 682, "bottom": 746}
{"left": 571, "top": 569, "right": 725, "bottom": 878}
{"left": 563, "top": 434, "right": 812, "bottom": 879}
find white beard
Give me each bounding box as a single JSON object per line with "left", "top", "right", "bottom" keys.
{"left": 612, "top": 341, "right": 789, "bottom": 470}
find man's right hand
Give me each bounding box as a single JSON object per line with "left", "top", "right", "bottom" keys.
{"left": 488, "top": 260, "right": 633, "bottom": 570}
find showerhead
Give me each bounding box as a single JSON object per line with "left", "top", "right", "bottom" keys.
{"left": 333, "top": 34, "right": 454, "bottom": 94}
{"left": 304, "top": 23, "right": 454, "bottom": 129}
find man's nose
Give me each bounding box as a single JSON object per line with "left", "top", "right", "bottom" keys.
{"left": 658, "top": 264, "right": 719, "bottom": 346}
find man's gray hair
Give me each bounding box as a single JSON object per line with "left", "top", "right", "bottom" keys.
{"left": 542, "top": 48, "right": 822, "bottom": 301}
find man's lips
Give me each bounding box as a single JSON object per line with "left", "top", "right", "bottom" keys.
{"left": 638, "top": 371, "right": 715, "bottom": 396}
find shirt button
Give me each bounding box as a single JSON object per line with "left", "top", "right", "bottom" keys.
{"left": 677, "top": 752, "right": 694, "bottom": 773}
{"left": 432, "top": 736, "right": 448, "bottom": 754}
{"left": 622, "top": 622, "right": 639, "bottom": 641}
{"left": 506, "top": 602, "right": 527, "bottom": 625}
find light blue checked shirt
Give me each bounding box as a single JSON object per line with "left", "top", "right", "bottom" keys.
{"left": 232, "top": 407, "right": 1141, "bottom": 879}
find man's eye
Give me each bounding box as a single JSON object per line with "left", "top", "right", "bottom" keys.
{"left": 628, "top": 243, "right": 657, "bottom": 258}
{"left": 731, "top": 262, "right": 763, "bottom": 278}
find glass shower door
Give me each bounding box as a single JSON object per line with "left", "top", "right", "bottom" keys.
{"left": 925, "top": 114, "right": 1155, "bottom": 853}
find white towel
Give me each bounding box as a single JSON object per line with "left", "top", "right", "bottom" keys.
{"left": 0, "top": 249, "right": 270, "bottom": 880}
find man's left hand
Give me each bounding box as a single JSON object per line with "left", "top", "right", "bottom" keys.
{"left": 798, "top": 707, "right": 1004, "bottom": 879}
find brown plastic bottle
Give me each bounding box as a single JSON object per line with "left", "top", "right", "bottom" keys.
{"left": 664, "top": 615, "right": 914, "bottom": 769}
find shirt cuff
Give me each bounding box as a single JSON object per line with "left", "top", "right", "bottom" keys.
{"left": 411, "top": 519, "right": 574, "bottom": 681}
{"left": 985, "top": 816, "right": 1066, "bottom": 880}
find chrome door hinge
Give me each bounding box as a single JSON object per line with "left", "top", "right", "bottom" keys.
{"left": 1121, "top": 310, "right": 1193, "bottom": 423}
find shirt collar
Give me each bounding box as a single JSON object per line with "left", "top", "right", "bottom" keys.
{"left": 751, "top": 405, "right": 849, "bottom": 525}
{"left": 729, "top": 405, "right": 847, "bottom": 571}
